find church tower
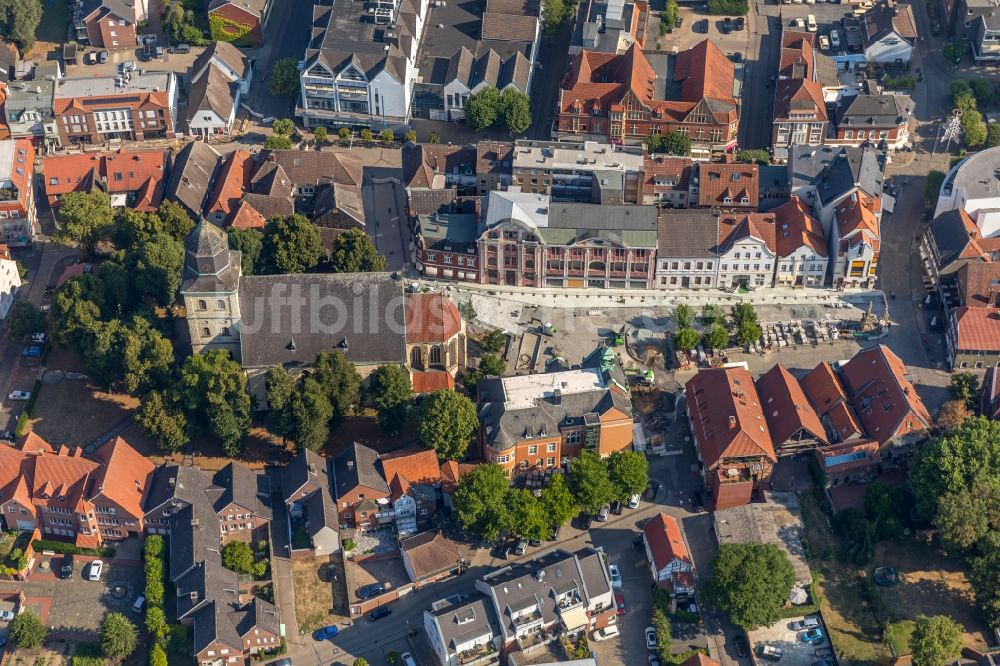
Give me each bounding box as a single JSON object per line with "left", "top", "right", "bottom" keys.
{"left": 181, "top": 221, "right": 243, "bottom": 359}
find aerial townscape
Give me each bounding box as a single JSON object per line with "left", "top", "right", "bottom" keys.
{"left": 0, "top": 0, "right": 998, "bottom": 664}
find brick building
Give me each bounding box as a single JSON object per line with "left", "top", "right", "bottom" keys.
{"left": 556, "top": 40, "right": 738, "bottom": 157}
{"left": 43, "top": 149, "right": 167, "bottom": 212}
{"left": 0, "top": 140, "right": 37, "bottom": 247}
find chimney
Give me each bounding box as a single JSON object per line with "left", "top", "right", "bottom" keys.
{"left": 536, "top": 569, "right": 545, "bottom": 582}
{"left": 189, "top": 591, "right": 198, "bottom": 603}
{"left": 728, "top": 416, "right": 737, "bottom": 429}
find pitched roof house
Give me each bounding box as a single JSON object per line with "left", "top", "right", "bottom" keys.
{"left": 281, "top": 449, "right": 340, "bottom": 555}
{"left": 42, "top": 149, "right": 167, "bottom": 211}
{"left": 861, "top": 0, "right": 917, "bottom": 64}
{"left": 685, "top": 366, "right": 777, "bottom": 509}
{"left": 331, "top": 442, "right": 391, "bottom": 529}
{"left": 642, "top": 512, "right": 694, "bottom": 595}
{"left": 164, "top": 140, "right": 222, "bottom": 219}
{"left": 947, "top": 306, "right": 1000, "bottom": 370}
{"left": 424, "top": 593, "right": 502, "bottom": 666}
{"left": 697, "top": 162, "right": 759, "bottom": 209}
{"left": 755, "top": 364, "right": 828, "bottom": 454}
{"left": 772, "top": 195, "right": 828, "bottom": 288}
{"left": 800, "top": 362, "right": 865, "bottom": 444}
{"left": 187, "top": 41, "right": 253, "bottom": 138}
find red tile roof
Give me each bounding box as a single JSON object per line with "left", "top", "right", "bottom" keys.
{"left": 205, "top": 149, "right": 253, "bottom": 220}
{"left": 773, "top": 196, "right": 827, "bottom": 258}
{"left": 440, "top": 460, "right": 476, "bottom": 494}
{"left": 778, "top": 37, "right": 815, "bottom": 79}
{"left": 686, "top": 366, "right": 777, "bottom": 469}
{"left": 227, "top": 200, "right": 267, "bottom": 230}
{"left": 816, "top": 439, "right": 881, "bottom": 473}
{"left": 840, "top": 345, "right": 932, "bottom": 446}
{"left": 91, "top": 436, "right": 155, "bottom": 522}
{"left": 957, "top": 261, "right": 1000, "bottom": 307}
{"left": 773, "top": 78, "right": 827, "bottom": 123}
{"left": 755, "top": 365, "right": 828, "bottom": 445}
{"left": 379, "top": 448, "right": 442, "bottom": 488}
{"left": 951, "top": 306, "right": 1000, "bottom": 352}
{"left": 717, "top": 212, "right": 776, "bottom": 253}
{"left": 800, "top": 362, "right": 865, "bottom": 442}
{"left": 643, "top": 155, "right": 693, "bottom": 198}
{"left": 672, "top": 39, "right": 736, "bottom": 103}
{"left": 42, "top": 149, "right": 167, "bottom": 211}
{"left": 699, "top": 163, "right": 759, "bottom": 208}
{"left": 405, "top": 293, "right": 463, "bottom": 344}
{"left": 642, "top": 512, "right": 690, "bottom": 570}
{"left": 411, "top": 370, "right": 455, "bottom": 394}
{"left": 835, "top": 191, "right": 880, "bottom": 254}
{"left": 781, "top": 30, "right": 817, "bottom": 48}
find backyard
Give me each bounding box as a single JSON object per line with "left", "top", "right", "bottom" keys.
{"left": 26, "top": 0, "right": 68, "bottom": 60}
{"left": 291, "top": 554, "right": 348, "bottom": 634}
{"left": 798, "top": 491, "right": 991, "bottom": 662}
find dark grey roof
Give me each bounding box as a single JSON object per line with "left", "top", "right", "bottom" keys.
{"left": 143, "top": 464, "right": 207, "bottom": 515}
{"left": 656, "top": 210, "right": 719, "bottom": 259}
{"left": 237, "top": 273, "right": 407, "bottom": 369}
{"left": 168, "top": 478, "right": 221, "bottom": 583}
{"left": 254, "top": 150, "right": 362, "bottom": 189}
{"left": 408, "top": 188, "right": 459, "bottom": 216}
{"left": 302, "top": 485, "right": 339, "bottom": 539}
{"left": 834, "top": 93, "right": 912, "bottom": 129}
{"left": 181, "top": 221, "right": 241, "bottom": 294}
{"left": 282, "top": 448, "right": 329, "bottom": 502}
{"left": 415, "top": 213, "right": 480, "bottom": 253}
{"left": 212, "top": 462, "right": 271, "bottom": 520}
{"left": 789, "top": 145, "right": 885, "bottom": 206}
{"left": 243, "top": 193, "right": 294, "bottom": 220}
{"left": 928, "top": 210, "right": 983, "bottom": 271}
{"left": 429, "top": 593, "right": 502, "bottom": 651}
{"left": 186, "top": 64, "right": 239, "bottom": 122}
{"left": 446, "top": 47, "right": 475, "bottom": 85}
{"left": 332, "top": 442, "right": 389, "bottom": 498}
{"left": 192, "top": 41, "right": 249, "bottom": 79}
{"left": 304, "top": 2, "right": 408, "bottom": 84}
{"left": 166, "top": 141, "right": 221, "bottom": 219}
{"left": 234, "top": 598, "right": 280, "bottom": 638}
{"left": 478, "top": 367, "right": 632, "bottom": 449}
{"left": 540, "top": 203, "right": 658, "bottom": 247}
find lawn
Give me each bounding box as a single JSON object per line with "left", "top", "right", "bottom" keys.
{"left": 28, "top": 379, "right": 137, "bottom": 446}
{"left": 28, "top": 0, "right": 69, "bottom": 59}
{"left": 291, "top": 554, "right": 348, "bottom": 633}
{"left": 798, "top": 491, "right": 992, "bottom": 661}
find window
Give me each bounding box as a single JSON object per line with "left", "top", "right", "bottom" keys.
{"left": 547, "top": 457, "right": 555, "bottom": 466}
{"left": 528, "top": 445, "right": 537, "bottom": 455}
{"left": 198, "top": 300, "right": 207, "bottom": 310}
{"left": 547, "top": 443, "right": 556, "bottom": 452}
{"left": 202, "top": 327, "right": 210, "bottom": 337}
{"left": 217, "top": 299, "right": 226, "bottom": 309}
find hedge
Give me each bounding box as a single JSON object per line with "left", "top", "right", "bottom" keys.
{"left": 707, "top": 0, "right": 748, "bottom": 14}
{"left": 32, "top": 539, "right": 114, "bottom": 557}
{"left": 777, "top": 580, "right": 824, "bottom": 619}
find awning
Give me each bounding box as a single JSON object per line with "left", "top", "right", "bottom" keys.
{"left": 561, "top": 606, "right": 589, "bottom": 632}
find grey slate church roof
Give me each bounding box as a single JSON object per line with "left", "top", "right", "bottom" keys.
{"left": 182, "top": 221, "right": 242, "bottom": 294}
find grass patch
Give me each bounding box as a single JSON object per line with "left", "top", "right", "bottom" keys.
{"left": 886, "top": 619, "right": 916, "bottom": 656}
{"left": 72, "top": 643, "right": 105, "bottom": 666}
{"left": 34, "top": 0, "right": 69, "bottom": 48}
{"left": 291, "top": 555, "right": 348, "bottom": 634}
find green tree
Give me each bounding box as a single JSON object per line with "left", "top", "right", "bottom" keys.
{"left": 567, "top": 450, "right": 615, "bottom": 514}
{"left": 949, "top": 371, "right": 980, "bottom": 408}
{"left": 227, "top": 227, "right": 263, "bottom": 275}
{"left": 370, "top": 364, "right": 413, "bottom": 436}
{"left": 265, "top": 134, "right": 294, "bottom": 150}
{"left": 354, "top": 658, "right": 370, "bottom": 666}
{"left": 269, "top": 58, "right": 301, "bottom": 97}
{"left": 290, "top": 376, "right": 334, "bottom": 451}
{"left": 661, "top": 131, "right": 691, "bottom": 156}
{"left": 272, "top": 118, "right": 295, "bottom": 136}
{"left": 651, "top": 607, "right": 673, "bottom": 663}
{"left": 963, "top": 109, "right": 988, "bottom": 147}
{"left": 313, "top": 126, "right": 328, "bottom": 145}
{"left": 498, "top": 88, "right": 532, "bottom": 135}
{"left": 145, "top": 606, "right": 167, "bottom": 635}
{"left": 704, "top": 543, "right": 795, "bottom": 629}
{"left": 937, "top": 399, "right": 972, "bottom": 431}
{"left": 260, "top": 214, "right": 324, "bottom": 274}
{"left": 945, "top": 40, "right": 970, "bottom": 62}
{"left": 970, "top": 78, "right": 995, "bottom": 105}
{"left": 453, "top": 463, "right": 513, "bottom": 541}
{"left": 481, "top": 329, "right": 507, "bottom": 354}
{"left": 736, "top": 319, "right": 762, "bottom": 346}
{"left": 9, "top": 609, "right": 46, "bottom": 649}
{"left": 157, "top": 200, "right": 196, "bottom": 242}
{"left": 542, "top": 0, "right": 566, "bottom": 32}
{"left": 221, "top": 541, "right": 256, "bottom": 575}
{"left": 477, "top": 353, "right": 506, "bottom": 377}
{"left": 701, "top": 304, "right": 724, "bottom": 326}
{"left": 128, "top": 233, "right": 184, "bottom": 306}
{"left": 705, "top": 323, "right": 730, "bottom": 350}
{"left": 338, "top": 127, "right": 351, "bottom": 142}
{"left": 675, "top": 303, "right": 694, "bottom": 327}
{"left": 417, "top": 389, "right": 478, "bottom": 459}
{"left": 429, "top": 132, "right": 441, "bottom": 144}
{"left": 934, "top": 484, "right": 1000, "bottom": 552}
{"left": 606, "top": 450, "right": 648, "bottom": 502}
{"left": 674, "top": 326, "right": 701, "bottom": 351}
{"left": 910, "top": 416, "right": 1000, "bottom": 518}
{"left": 506, "top": 488, "right": 549, "bottom": 541}
{"left": 910, "top": 615, "right": 963, "bottom": 666}
{"left": 662, "top": 0, "right": 679, "bottom": 30}
{"left": 149, "top": 643, "right": 168, "bottom": 666}
{"left": 539, "top": 473, "right": 578, "bottom": 530}
{"left": 136, "top": 390, "right": 189, "bottom": 453}
{"left": 329, "top": 227, "right": 387, "bottom": 273}
{"left": 988, "top": 122, "right": 1000, "bottom": 148}
{"left": 735, "top": 148, "right": 770, "bottom": 165}
{"left": 57, "top": 191, "right": 115, "bottom": 258}
{"left": 0, "top": 0, "right": 42, "bottom": 52}
{"left": 970, "top": 551, "right": 1000, "bottom": 626}
{"left": 465, "top": 86, "right": 501, "bottom": 131}
{"left": 114, "top": 208, "right": 163, "bottom": 250}
{"left": 7, "top": 300, "right": 46, "bottom": 342}
{"left": 266, "top": 365, "right": 298, "bottom": 441}
{"left": 404, "top": 129, "right": 417, "bottom": 143}
{"left": 101, "top": 612, "right": 138, "bottom": 659}
{"left": 178, "top": 351, "right": 251, "bottom": 455}
{"left": 120, "top": 317, "right": 174, "bottom": 396}
{"left": 361, "top": 128, "right": 374, "bottom": 143}
{"left": 380, "top": 129, "right": 396, "bottom": 145}
{"left": 313, "top": 350, "right": 362, "bottom": 421}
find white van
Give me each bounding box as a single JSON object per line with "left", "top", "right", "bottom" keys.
{"left": 807, "top": 14, "right": 817, "bottom": 31}
{"left": 830, "top": 29, "right": 841, "bottom": 48}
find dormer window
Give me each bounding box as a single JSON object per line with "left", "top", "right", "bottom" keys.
{"left": 741, "top": 196, "right": 750, "bottom": 204}
{"left": 723, "top": 196, "right": 732, "bottom": 204}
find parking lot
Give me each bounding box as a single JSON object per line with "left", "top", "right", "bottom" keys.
{"left": 658, "top": 5, "right": 751, "bottom": 55}
{"left": 62, "top": 43, "right": 203, "bottom": 80}
{"left": 779, "top": 0, "right": 867, "bottom": 56}
{"left": 747, "top": 614, "right": 832, "bottom": 666}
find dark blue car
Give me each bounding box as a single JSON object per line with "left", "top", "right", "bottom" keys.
{"left": 21, "top": 346, "right": 41, "bottom": 358}
{"left": 312, "top": 625, "right": 339, "bottom": 641}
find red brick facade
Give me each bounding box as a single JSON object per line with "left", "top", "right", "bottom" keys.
{"left": 208, "top": 4, "right": 264, "bottom": 46}
{"left": 85, "top": 11, "right": 137, "bottom": 49}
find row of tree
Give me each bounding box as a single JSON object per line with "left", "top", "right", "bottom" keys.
{"left": 9, "top": 608, "right": 138, "bottom": 660}
{"left": 951, "top": 80, "right": 1000, "bottom": 149}
{"left": 227, "top": 224, "right": 386, "bottom": 277}
{"left": 672, "top": 303, "right": 763, "bottom": 352}
{"left": 465, "top": 86, "right": 532, "bottom": 135}
{"left": 453, "top": 450, "right": 648, "bottom": 542}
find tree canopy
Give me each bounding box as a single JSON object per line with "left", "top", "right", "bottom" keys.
{"left": 9, "top": 609, "right": 46, "bottom": 649}
{"left": 498, "top": 88, "right": 532, "bottom": 135}
{"left": 453, "top": 463, "right": 513, "bottom": 542}
{"left": 100, "top": 612, "right": 138, "bottom": 659}
{"left": 538, "top": 472, "right": 578, "bottom": 529}
{"left": 127, "top": 233, "right": 185, "bottom": 306}
{"left": 370, "top": 364, "right": 413, "bottom": 435}
{"left": 7, "top": 300, "right": 46, "bottom": 342}
{"left": 136, "top": 390, "right": 189, "bottom": 453}
{"left": 260, "top": 214, "right": 324, "bottom": 274}
{"left": 329, "top": 228, "right": 387, "bottom": 273}
{"left": 704, "top": 543, "right": 795, "bottom": 629}
{"left": 221, "top": 541, "right": 255, "bottom": 575}
{"left": 0, "top": 0, "right": 42, "bottom": 52}
{"left": 227, "top": 227, "right": 263, "bottom": 276}
{"left": 567, "top": 450, "right": 616, "bottom": 514}
{"left": 178, "top": 351, "right": 251, "bottom": 455}
{"left": 417, "top": 390, "right": 478, "bottom": 460}
{"left": 57, "top": 191, "right": 115, "bottom": 258}
{"left": 910, "top": 615, "right": 963, "bottom": 666}
{"left": 466, "top": 86, "right": 501, "bottom": 131}
{"left": 606, "top": 450, "right": 649, "bottom": 502}
{"left": 949, "top": 372, "right": 979, "bottom": 408}
{"left": 265, "top": 134, "right": 294, "bottom": 150}
{"left": 269, "top": 58, "right": 301, "bottom": 97}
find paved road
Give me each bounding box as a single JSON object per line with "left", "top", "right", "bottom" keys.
{"left": 245, "top": 0, "right": 314, "bottom": 120}
{"left": 362, "top": 168, "right": 410, "bottom": 273}
{"left": 739, "top": 1, "right": 780, "bottom": 150}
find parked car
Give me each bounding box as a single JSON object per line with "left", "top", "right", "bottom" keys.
{"left": 88, "top": 559, "right": 104, "bottom": 581}
{"left": 266, "top": 660, "right": 292, "bottom": 666}
{"left": 650, "top": 657, "right": 662, "bottom": 666}
{"left": 357, "top": 582, "right": 386, "bottom": 600}
{"left": 830, "top": 29, "right": 841, "bottom": 48}
{"left": 515, "top": 540, "right": 528, "bottom": 556}
{"left": 722, "top": 16, "right": 733, "bottom": 32}
{"left": 21, "top": 346, "right": 42, "bottom": 358}
{"left": 0, "top": 431, "right": 14, "bottom": 441}
{"left": 368, "top": 606, "right": 392, "bottom": 621}
{"left": 60, "top": 553, "right": 74, "bottom": 579}
{"left": 734, "top": 634, "right": 749, "bottom": 658}
{"left": 0, "top": 610, "right": 14, "bottom": 622}
{"left": 633, "top": 534, "right": 645, "bottom": 550}
{"left": 628, "top": 494, "right": 640, "bottom": 509}
{"left": 597, "top": 504, "right": 610, "bottom": 521}
{"left": 757, "top": 644, "right": 784, "bottom": 661}
{"left": 400, "top": 653, "right": 417, "bottom": 666}
{"left": 735, "top": 16, "right": 745, "bottom": 29}
{"left": 615, "top": 593, "right": 626, "bottom": 615}
{"left": 645, "top": 626, "right": 658, "bottom": 650}
{"left": 85, "top": 51, "right": 97, "bottom": 65}
{"left": 819, "top": 34, "right": 830, "bottom": 49}
{"left": 800, "top": 628, "right": 825, "bottom": 644}
{"left": 610, "top": 500, "right": 623, "bottom": 515}
{"left": 579, "top": 513, "right": 594, "bottom": 530}
{"left": 7, "top": 390, "right": 30, "bottom": 401}
{"left": 790, "top": 618, "right": 821, "bottom": 631}
{"left": 132, "top": 595, "right": 145, "bottom": 613}
{"left": 174, "top": 43, "right": 191, "bottom": 54}
{"left": 312, "top": 625, "right": 340, "bottom": 640}
{"left": 609, "top": 564, "right": 622, "bottom": 589}
{"left": 31, "top": 333, "right": 47, "bottom": 344}
{"left": 794, "top": 17, "right": 806, "bottom": 28}
{"left": 698, "top": 18, "right": 709, "bottom": 32}
{"left": 592, "top": 625, "right": 620, "bottom": 642}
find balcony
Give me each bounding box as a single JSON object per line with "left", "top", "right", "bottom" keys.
{"left": 512, "top": 608, "right": 543, "bottom": 629}
{"left": 456, "top": 642, "right": 500, "bottom": 666}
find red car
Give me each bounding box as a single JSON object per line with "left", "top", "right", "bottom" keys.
{"left": 615, "top": 593, "right": 625, "bottom": 616}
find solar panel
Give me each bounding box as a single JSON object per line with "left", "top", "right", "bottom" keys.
{"left": 824, "top": 450, "right": 867, "bottom": 467}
